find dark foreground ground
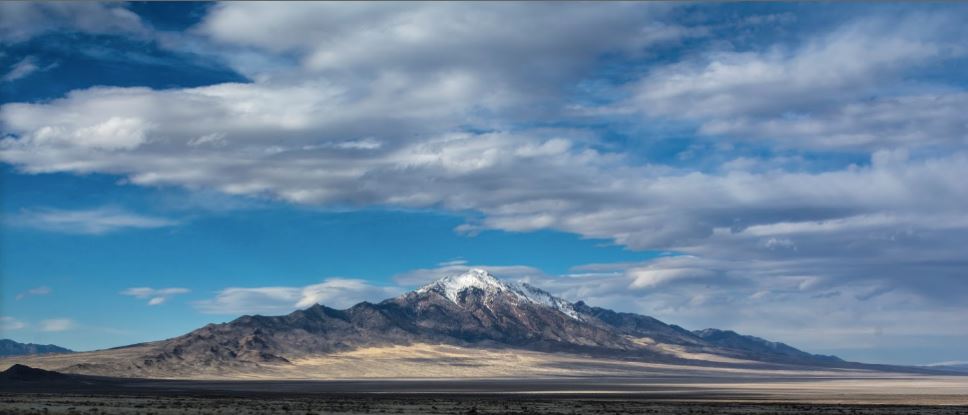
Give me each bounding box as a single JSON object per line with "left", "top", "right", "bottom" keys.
{"left": 3, "top": 393, "right": 968, "bottom": 415}
{"left": 2, "top": 366, "right": 966, "bottom": 414}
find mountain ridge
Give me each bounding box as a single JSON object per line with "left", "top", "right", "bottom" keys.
{"left": 0, "top": 269, "right": 896, "bottom": 378}
{"left": 0, "top": 339, "right": 73, "bottom": 357}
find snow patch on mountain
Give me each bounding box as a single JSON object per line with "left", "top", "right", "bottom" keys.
{"left": 419, "top": 269, "right": 505, "bottom": 303}
{"left": 513, "top": 282, "right": 582, "bottom": 320}
{"left": 417, "top": 269, "right": 581, "bottom": 320}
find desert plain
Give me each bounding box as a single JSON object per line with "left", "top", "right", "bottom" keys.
{"left": 2, "top": 343, "right": 967, "bottom": 414}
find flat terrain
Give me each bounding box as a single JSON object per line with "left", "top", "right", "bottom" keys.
{"left": 2, "top": 373, "right": 968, "bottom": 414}
{"left": 2, "top": 393, "right": 967, "bottom": 415}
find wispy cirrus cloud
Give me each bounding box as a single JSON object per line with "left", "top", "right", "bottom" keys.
{"left": 0, "top": 316, "right": 27, "bottom": 331}
{"left": 2, "top": 56, "right": 58, "bottom": 82}
{"left": 121, "top": 287, "right": 190, "bottom": 306}
{"left": 11, "top": 207, "right": 177, "bottom": 235}
{"left": 15, "top": 286, "right": 51, "bottom": 300}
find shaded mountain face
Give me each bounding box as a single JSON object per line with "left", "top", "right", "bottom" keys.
{"left": 570, "top": 301, "right": 703, "bottom": 346}
{"left": 29, "top": 269, "right": 848, "bottom": 376}
{"left": 0, "top": 339, "right": 72, "bottom": 357}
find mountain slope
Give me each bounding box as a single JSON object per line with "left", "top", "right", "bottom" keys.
{"left": 0, "top": 269, "right": 856, "bottom": 378}
{"left": 693, "top": 329, "right": 843, "bottom": 366}
{"left": 571, "top": 301, "right": 703, "bottom": 346}
{"left": 0, "top": 339, "right": 73, "bottom": 357}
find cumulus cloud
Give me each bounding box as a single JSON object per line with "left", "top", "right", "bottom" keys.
{"left": 194, "top": 278, "right": 400, "bottom": 315}
{"left": 39, "top": 318, "right": 73, "bottom": 332}
{"left": 15, "top": 286, "right": 51, "bottom": 300}
{"left": 121, "top": 287, "right": 190, "bottom": 306}
{"left": 11, "top": 207, "right": 177, "bottom": 234}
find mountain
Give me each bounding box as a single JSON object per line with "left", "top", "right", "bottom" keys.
{"left": 0, "top": 339, "right": 73, "bottom": 357}
{"left": 143, "top": 269, "right": 661, "bottom": 372}
{"left": 0, "top": 269, "right": 855, "bottom": 378}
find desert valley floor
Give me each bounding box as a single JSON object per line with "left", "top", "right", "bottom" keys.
{"left": 3, "top": 344, "right": 967, "bottom": 414}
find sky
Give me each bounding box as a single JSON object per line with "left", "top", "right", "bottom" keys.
{"left": 1, "top": 2, "right": 966, "bottom": 366}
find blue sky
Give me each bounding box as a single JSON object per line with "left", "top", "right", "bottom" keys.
{"left": 1, "top": 2, "right": 967, "bottom": 366}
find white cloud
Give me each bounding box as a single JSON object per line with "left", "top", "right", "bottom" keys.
{"left": 194, "top": 287, "right": 301, "bottom": 315}
{"left": 187, "top": 132, "right": 226, "bottom": 147}
{"left": 15, "top": 286, "right": 51, "bottom": 300}
{"left": 925, "top": 360, "right": 968, "bottom": 367}
{"left": 194, "top": 278, "right": 400, "bottom": 315}
{"left": 121, "top": 287, "right": 190, "bottom": 306}
{"left": 199, "top": 3, "right": 683, "bottom": 80}
{"left": 39, "top": 318, "right": 74, "bottom": 332}
{"left": 0, "top": 2, "right": 149, "bottom": 43}
{"left": 3, "top": 82, "right": 967, "bottom": 312}
{"left": 69, "top": 117, "right": 152, "bottom": 150}
{"left": 697, "top": 93, "right": 968, "bottom": 150}
{"left": 628, "top": 264, "right": 716, "bottom": 289}
{"left": 625, "top": 14, "right": 967, "bottom": 150}
{"left": 3, "top": 56, "right": 39, "bottom": 82}
{"left": 2, "top": 56, "right": 57, "bottom": 82}
{"left": 12, "top": 207, "right": 177, "bottom": 235}
{"left": 0, "top": 316, "right": 27, "bottom": 331}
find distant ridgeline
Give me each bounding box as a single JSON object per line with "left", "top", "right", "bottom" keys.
{"left": 0, "top": 339, "right": 73, "bottom": 357}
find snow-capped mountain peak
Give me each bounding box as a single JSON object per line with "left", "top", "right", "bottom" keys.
{"left": 417, "top": 269, "right": 581, "bottom": 320}
{"left": 417, "top": 268, "right": 506, "bottom": 302}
